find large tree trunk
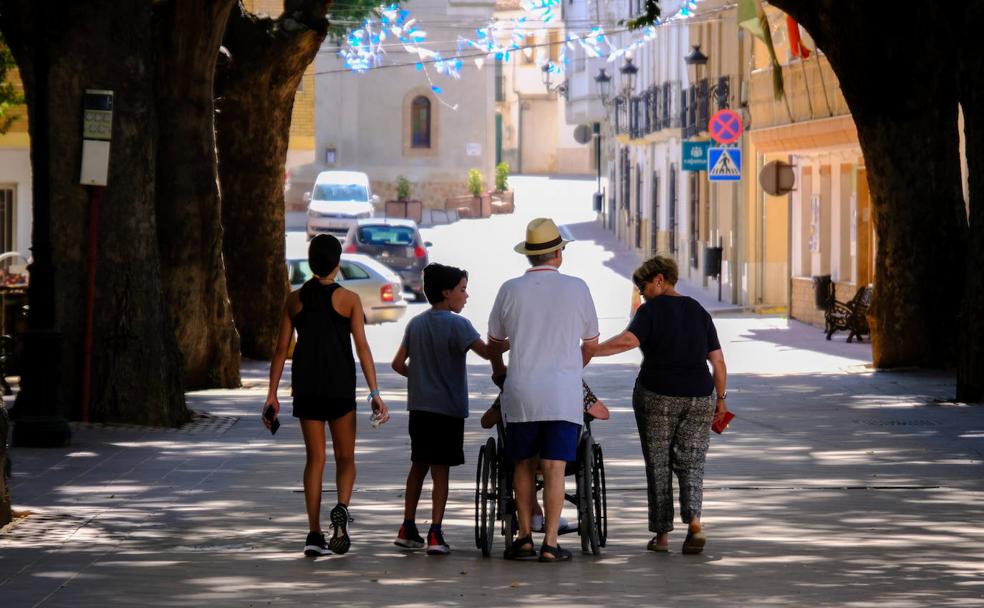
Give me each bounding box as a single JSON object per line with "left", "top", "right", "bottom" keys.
{"left": 957, "top": 3, "right": 984, "bottom": 402}
{"left": 154, "top": 0, "right": 241, "bottom": 389}
{"left": 0, "top": 1, "right": 188, "bottom": 425}
{"left": 215, "top": 1, "right": 328, "bottom": 360}
{"left": 774, "top": 1, "right": 968, "bottom": 369}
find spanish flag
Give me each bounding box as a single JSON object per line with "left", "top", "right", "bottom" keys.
{"left": 786, "top": 15, "right": 811, "bottom": 59}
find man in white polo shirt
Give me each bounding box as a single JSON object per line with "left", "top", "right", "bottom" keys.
{"left": 488, "top": 217, "right": 599, "bottom": 562}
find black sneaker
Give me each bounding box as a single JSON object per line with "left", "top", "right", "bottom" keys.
{"left": 426, "top": 529, "right": 450, "bottom": 555}
{"left": 394, "top": 523, "right": 425, "bottom": 549}
{"left": 304, "top": 531, "right": 331, "bottom": 557}
{"left": 328, "top": 504, "right": 352, "bottom": 554}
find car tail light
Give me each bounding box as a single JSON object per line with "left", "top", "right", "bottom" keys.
{"left": 380, "top": 283, "right": 395, "bottom": 303}
{"left": 414, "top": 245, "right": 427, "bottom": 258}
{"left": 344, "top": 243, "right": 357, "bottom": 253}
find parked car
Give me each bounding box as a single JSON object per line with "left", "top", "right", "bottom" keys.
{"left": 342, "top": 218, "right": 431, "bottom": 301}
{"left": 306, "top": 170, "right": 378, "bottom": 237}
{"left": 284, "top": 163, "right": 327, "bottom": 212}
{"left": 286, "top": 233, "right": 407, "bottom": 324}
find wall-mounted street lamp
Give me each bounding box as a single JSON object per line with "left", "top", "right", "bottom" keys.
{"left": 594, "top": 67, "right": 612, "bottom": 105}
{"left": 541, "top": 64, "right": 568, "bottom": 98}
{"left": 684, "top": 44, "right": 729, "bottom": 109}
{"left": 619, "top": 56, "right": 639, "bottom": 99}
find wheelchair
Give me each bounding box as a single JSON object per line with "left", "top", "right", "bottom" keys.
{"left": 474, "top": 412, "right": 608, "bottom": 557}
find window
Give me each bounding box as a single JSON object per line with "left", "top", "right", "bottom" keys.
{"left": 357, "top": 225, "right": 416, "bottom": 246}
{"left": 340, "top": 261, "right": 370, "bottom": 281}
{"left": 495, "top": 59, "right": 505, "bottom": 101}
{"left": 312, "top": 183, "right": 369, "bottom": 202}
{"left": 411, "top": 96, "right": 431, "bottom": 148}
{"left": 0, "top": 186, "right": 13, "bottom": 253}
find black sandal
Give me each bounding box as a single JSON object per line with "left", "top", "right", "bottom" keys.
{"left": 538, "top": 542, "right": 572, "bottom": 562}
{"left": 504, "top": 535, "right": 537, "bottom": 560}
{"left": 682, "top": 529, "right": 706, "bottom": 555}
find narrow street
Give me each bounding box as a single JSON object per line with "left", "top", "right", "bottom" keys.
{"left": 2, "top": 176, "right": 982, "bottom": 607}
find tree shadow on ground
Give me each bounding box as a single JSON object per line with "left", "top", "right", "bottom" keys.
{"left": 3, "top": 364, "right": 983, "bottom": 606}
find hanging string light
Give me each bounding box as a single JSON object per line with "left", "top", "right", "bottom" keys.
{"left": 339, "top": 0, "right": 705, "bottom": 109}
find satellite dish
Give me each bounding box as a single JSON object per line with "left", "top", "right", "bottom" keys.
{"left": 759, "top": 160, "right": 796, "bottom": 196}
{"left": 573, "top": 124, "right": 593, "bottom": 145}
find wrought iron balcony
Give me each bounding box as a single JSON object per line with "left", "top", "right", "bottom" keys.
{"left": 681, "top": 75, "right": 733, "bottom": 140}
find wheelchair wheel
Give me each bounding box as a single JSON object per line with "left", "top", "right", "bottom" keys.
{"left": 478, "top": 437, "right": 498, "bottom": 556}
{"left": 499, "top": 456, "right": 517, "bottom": 551}
{"left": 592, "top": 443, "right": 608, "bottom": 547}
{"left": 474, "top": 442, "right": 486, "bottom": 550}
{"left": 577, "top": 440, "right": 601, "bottom": 555}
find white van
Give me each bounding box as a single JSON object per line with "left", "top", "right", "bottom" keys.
{"left": 305, "top": 170, "right": 378, "bottom": 237}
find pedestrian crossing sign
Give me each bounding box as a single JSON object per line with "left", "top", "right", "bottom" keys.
{"left": 708, "top": 147, "right": 742, "bottom": 182}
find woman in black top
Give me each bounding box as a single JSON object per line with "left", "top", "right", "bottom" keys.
{"left": 592, "top": 255, "right": 728, "bottom": 555}
{"left": 264, "top": 234, "right": 390, "bottom": 557}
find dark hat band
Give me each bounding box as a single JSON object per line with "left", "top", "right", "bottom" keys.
{"left": 524, "top": 235, "right": 563, "bottom": 251}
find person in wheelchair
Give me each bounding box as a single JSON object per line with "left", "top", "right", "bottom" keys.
{"left": 480, "top": 381, "right": 609, "bottom": 533}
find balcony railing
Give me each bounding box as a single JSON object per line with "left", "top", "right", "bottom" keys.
{"left": 681, "top": 75, "right": 732, "bottom": 140}
{"left": 619, "top": 81, "right": 682, "bottom": 140}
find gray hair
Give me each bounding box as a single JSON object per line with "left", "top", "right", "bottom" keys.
{"left": 526, "top": 250, "right": 559, "bottom": 266}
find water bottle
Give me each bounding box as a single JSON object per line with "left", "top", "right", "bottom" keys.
{"left": 368, "top": 390, "right": 382, "bottom": 429}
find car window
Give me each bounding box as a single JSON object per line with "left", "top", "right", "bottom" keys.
{"left": 289, "top": 260, "right": 313, "bottom": 285}
{"left": 357, "top": 225, "right": 416, "bottom": 246}
{"left": 312, "top": 183, "right": 369, "bottom": 202}
{"left": 340, "top": 261, "right": 371, "bottom": 280}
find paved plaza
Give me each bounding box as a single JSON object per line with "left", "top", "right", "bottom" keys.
{"left": 2, "top": 177, "right": 983, "bottom": 607}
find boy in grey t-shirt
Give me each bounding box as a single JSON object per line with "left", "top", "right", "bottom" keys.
{"left": 391, "top": 263, "right": 494, "bottom": 555}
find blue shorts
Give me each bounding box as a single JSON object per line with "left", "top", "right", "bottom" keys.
{"left": 505, "top": 421, "right": 581, "bottom": 463}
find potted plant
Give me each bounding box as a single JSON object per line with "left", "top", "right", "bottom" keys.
{"left": 445, "top": 167, "right": 492, "bottom": 219}
{"left": 385, "top": 174, "right": 423, "bottom": 223}
{"left": 490, "top": 162, "right": 514, "bottom": 214}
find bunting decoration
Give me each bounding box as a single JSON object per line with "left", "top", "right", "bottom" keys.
{"left": 339, "top": 0, "right": 705, "bottom": 109}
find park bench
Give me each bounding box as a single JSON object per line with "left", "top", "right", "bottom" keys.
{"left": 824, "top": 284, "right": 873, "bottom": 343}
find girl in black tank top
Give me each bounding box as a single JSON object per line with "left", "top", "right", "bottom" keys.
{"left": 263, "top": 234, "right": 390, "bottom": 558}
{"left": 290, "top": 280, "right": 357, "bottom": 419}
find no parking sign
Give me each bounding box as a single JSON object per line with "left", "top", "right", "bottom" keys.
{"left": 708, "top": 109, "right": 743, "bottom": 145}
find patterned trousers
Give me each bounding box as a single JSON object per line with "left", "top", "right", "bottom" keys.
{"left": 632, "top": 382, "right": 714, "bottom": 534}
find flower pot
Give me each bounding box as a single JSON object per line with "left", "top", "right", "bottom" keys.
{"left": 445, "top": 194, "right": 489, "bottom": 219}
{"left": 385, "top": 199, "right": 423, "bottom": 224}
{"left": 489, "top": 190, "right": 514, "bottom": 214}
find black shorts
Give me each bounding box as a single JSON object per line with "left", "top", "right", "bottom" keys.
{"left": 409, "top": 410, "right": 465, "bottom": 466}
{"left": 292, "top": 395, "right": 356, "bottom": 421}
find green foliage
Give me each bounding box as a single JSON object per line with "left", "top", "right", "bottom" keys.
{"left": 467, "top": 168, "right": 483, "bottom": 197}
{"left": 495, "top": 162, "right": 510, "bottom": 192}
{"left": 0, "top": 36, "right": 24, "bottom": 135}
{"left": 623, "top": 0, "right": 661, "bottom": 30}
{"left": 396, "top": 174, "right": 411, "bottom": 200}
{"left": 326, "top": 1, "right": 404, "bottom": 39}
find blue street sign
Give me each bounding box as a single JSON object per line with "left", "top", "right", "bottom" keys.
{"left": 682, "top": 141, "right": 710, "bottom": 172}
{"left": 708, "top": 147, "right": 742, "bottom": 182}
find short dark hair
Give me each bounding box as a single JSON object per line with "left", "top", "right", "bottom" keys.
{"left": 423, "top": 263, "right": 468, "bottom": 305}
{"left": 633, "top": 254, "right": 679, "bottom": 290}
{"left": 309, "top": 234, "right": 342, "bottom": 276}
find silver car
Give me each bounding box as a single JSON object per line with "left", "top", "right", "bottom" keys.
{"left": 286, "top": 233, "right": 407, "bottom": 324}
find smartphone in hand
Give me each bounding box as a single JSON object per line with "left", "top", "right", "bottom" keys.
{"left": 263, "top": 404, "right": 280, "bottom": 435}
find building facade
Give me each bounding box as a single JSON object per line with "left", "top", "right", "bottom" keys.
{"left": 314, "top": 0, "right": 497, "bottom": 209}
{"left": 570, "top": 0, "right": 751, "bottom": 306}
{"left": 494, "top": 0, "right": 593, "bottom": 175}
{"left": 747, "top": 7, "right": 873, "bottom": 325}
{"left": 0, "top": 67, "right": 32, "bottom": 264}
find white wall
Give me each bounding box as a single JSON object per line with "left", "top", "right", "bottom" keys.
{"left": 0, "top": 148, "right": 33, "bottom": 256}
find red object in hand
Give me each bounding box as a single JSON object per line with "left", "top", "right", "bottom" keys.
{"left": 711, "top": 411, "right": 735, "bottom": 434}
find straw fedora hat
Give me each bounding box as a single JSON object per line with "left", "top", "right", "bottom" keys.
{"left": 514, "top": 217, "right": 573, "bottom": 255}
